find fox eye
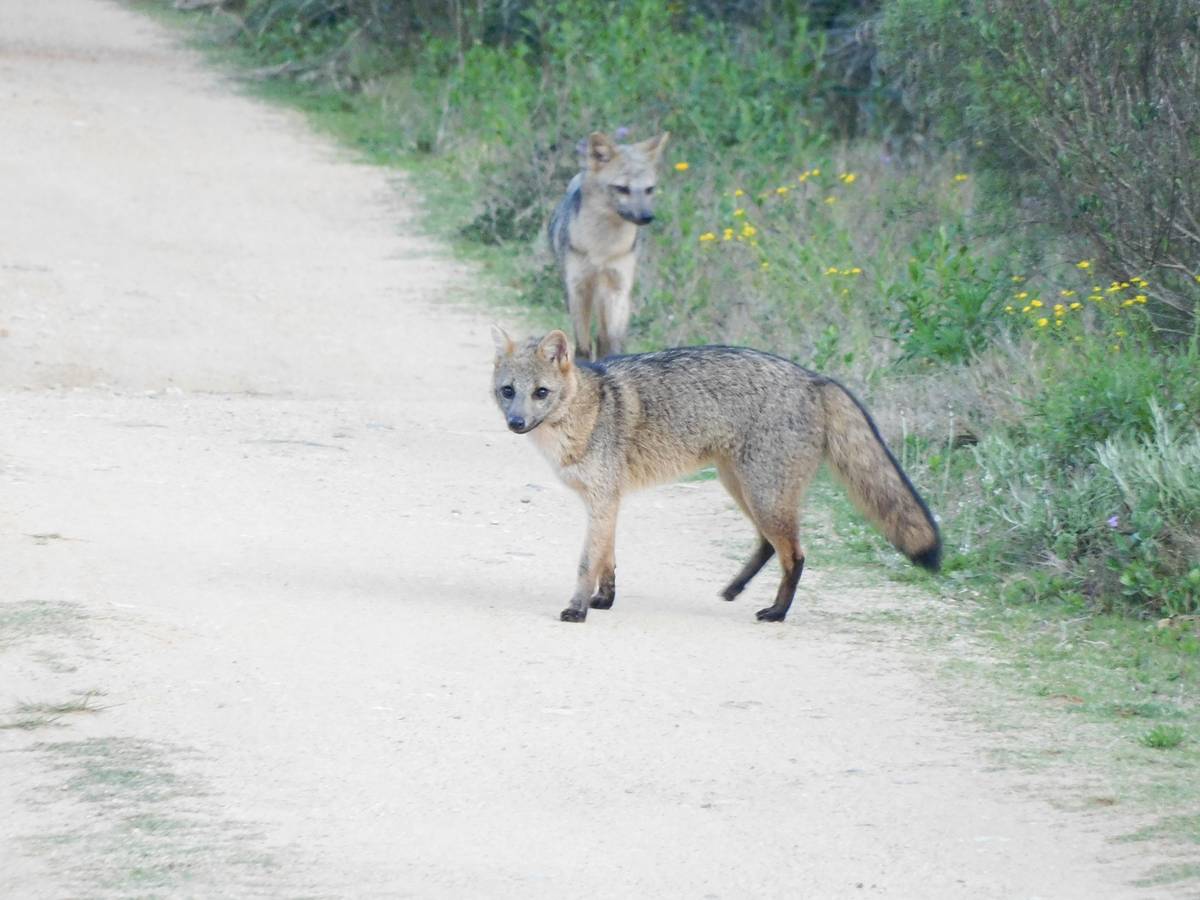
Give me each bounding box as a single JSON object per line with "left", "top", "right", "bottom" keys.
{"left": 645, "top": 186, "right": 655, "bottom": 195}
{"left": 614, "top": 185, "right": 631, "bottom": 195}
{"left": 500, "top": 385, "right": 515, "bottom": 399}
{"left": 533, "top": 387, "right": 550, "bottom": 400}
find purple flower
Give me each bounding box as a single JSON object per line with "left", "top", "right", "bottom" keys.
{"left": 1107, "top": 515, "right": 1120, "bottom": 529}
{"left": 614, "top": 126, "right": 631, "bottom": 141}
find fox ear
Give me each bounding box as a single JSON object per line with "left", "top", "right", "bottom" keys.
{"left": 537, "top": 330, "right": 572, "bottom": 371}
{"left": 491, "top": 324, "right": 515, "bottom": 357}
{"left": 587, "top": 132, "right": 617, "bottom": 169}
{"left": 640, "top": 131, "right": 670, "bottom": 161}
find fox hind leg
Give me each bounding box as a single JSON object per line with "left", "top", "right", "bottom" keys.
{"left": 721, "top": 539, "right": 775, "bottom": 601}
{"left": 716, "top": 462, "right": 775, "bottom": 601}
{"left": 755, "top": 534, "right": 804, "bottom": 623}
{"left": 732, "top": 456, "right": 817, "bottom": 622}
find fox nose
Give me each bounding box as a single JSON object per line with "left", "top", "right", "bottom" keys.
{"left": 507, "top": 416, "right": 526, "bottom": 432}
{"left": 636, "top": 212, "right": 654, "bottom": 225}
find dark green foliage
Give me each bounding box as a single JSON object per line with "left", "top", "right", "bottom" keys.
{"left": 880, "top": 0, "right": 1200, "bottom": 325}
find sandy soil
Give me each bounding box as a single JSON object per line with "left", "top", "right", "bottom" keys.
{"left": 0, "top": 2, "right": 1168, "bottom": 897}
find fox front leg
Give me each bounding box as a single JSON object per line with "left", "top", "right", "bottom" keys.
{"left": 561, "top": 502, "right": 618, "bottom": 622}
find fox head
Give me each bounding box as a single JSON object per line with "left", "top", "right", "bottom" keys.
{"left": 491, "top": 327, "right": 575, "bottom": 434}
{"left": 584, "top": 131, "right": 669, "bottom": 226}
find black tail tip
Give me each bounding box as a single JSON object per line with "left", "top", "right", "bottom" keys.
{"left": 910, "top": 541, "right": 942, "bottom": 573}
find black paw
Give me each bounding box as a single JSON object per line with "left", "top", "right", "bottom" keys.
{"left": 560, "top": 607, "right": 587, "bottom": 623}
{"left": 720, "top": 586, "right": 741, "bottom": 602}
{"left": 755, "top": 606, "right": 787, "bottom": 622}
{"left": 589, "top": 593, "right": 614, "bottom": 610}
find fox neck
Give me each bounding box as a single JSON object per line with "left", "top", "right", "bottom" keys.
{"left": 529, "top": 368, "right": 601, "bottom": 470}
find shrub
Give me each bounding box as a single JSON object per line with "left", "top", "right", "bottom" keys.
{"left": 880, "top": 0, "right": 1200, "bottom": 327}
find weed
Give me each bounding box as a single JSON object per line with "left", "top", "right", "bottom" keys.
{"left": 1141, "top": 725, "right": 1187, "bottom": 750}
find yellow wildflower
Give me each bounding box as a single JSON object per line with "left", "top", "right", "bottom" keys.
{"left": 760, "top": 261, "right": 770, "bottom": 270}
{"left": 734, "top": 188, "right": 745, "bottom": 197}
{"left": 797, "top": 172, "right": 809, "bottom": 183}
{"left": 824, "top": 266, "right": 839, "bottom": 275}
{"left": 810, "top": 168, "right": 821, "bottom": 176}
{"left": 1004, "top": 305, "right": 1015, "bottom": 313}
{"left": 1011, "top": 275, "right": 1026, "bottom": 283}
{"left": 848, "top": 267, "right": 863, "bottom": 275}
{"left": 1121, "top": 299, "right": 1134, "bottom": 307}
{"left": 674, "top": 161, "right": 690, "bottom": 172}
{"left": 840, "top": 173, "right": 857, "bottom": 184}
{"left": 1076, "top": 260, "right": 1091, "bottom": 269}
{"left": 698, "top": 232, "right": 716, "bottom": 243}
{"left": 741, "top": 224, "right": 757, "bottom": 238}
{"left": 1036, "top": 318, "right": 1049, "bottom": 327}
{"left": 824, "top": 196, "right": 836, "bottom": 204}
{"left": 722, "top": 228, "right": 734, "bottom": 241}
{"left": 1134, "top": 294, "right": 1147, "bottom": 303}
{"left": 775, "top": 186, "right": 789, "bottom": 196}
{"left": 1053, "top": 304, "right": 1065, "bottom": 314}
{"left": 1069, "top": 302, "right": 1082, "bottom": 310}
{"left": 841, "top": 288, "right": 849, "bottom": 296}
{"left": 733, "top": 208, "right": 746, "bottom": 218}
{"left": 954, "top": 173, "right": 969, "bottom": 182}
{"left": 1059, "top": 289, "right": 1076, "bottom": 297}
{"left": 1030, "top": 299, "right": 1043, "bottom": 308}
{"left": 1088, "top": 294, "right": 1103, "bottom": 302}
{"left": 1022, "top": 305, "right": 1032, "bottom": 313}
{"left": 1015, "top": 291, "right": 1029, "bottom": 299}
{"left": 1116, "top": 330, "right": 1127, "bottom": 337}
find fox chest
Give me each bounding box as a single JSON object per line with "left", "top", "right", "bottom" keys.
{"left": 530, "top": 427, "right": 589, "bottom": 493}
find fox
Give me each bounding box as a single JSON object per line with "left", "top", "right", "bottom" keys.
{"left": 547, "top": 130, "right": 669, "bottom": 361}
{"left": 491, "top": 328, "right": 942, "bottom": 624}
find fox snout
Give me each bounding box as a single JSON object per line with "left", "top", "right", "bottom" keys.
{"left": 620, "top": 209, "right": 654, "bottom": 226}
{"left": 507, "top": 415, "right": 527, "bottom": 433}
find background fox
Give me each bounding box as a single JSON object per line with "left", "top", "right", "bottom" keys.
{"left": 492, "top": 328, "right": 941, "bottom": 623}
{"left": 547, "top": 130, "right": 668, "bottom": 361}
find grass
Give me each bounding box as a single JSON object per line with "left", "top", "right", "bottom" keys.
{"left": 0, "top": 690, "right": 107, "bottom": 732}
{"left": 0, "top": 600, "right": 89, "bottom": 649}
{"left": 19, "top": 737, "right": 276, "bottom": 892}
{"left": 1141, "top": 725, "right": 1188, "bottom": 751}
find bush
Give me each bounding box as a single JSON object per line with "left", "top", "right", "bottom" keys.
{"left": 880, "top": 0, "right": 1200, "bottom": 327}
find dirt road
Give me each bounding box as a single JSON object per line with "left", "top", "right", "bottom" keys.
{"left": 0, "top": 2, "right": 1160, "bottom": 897}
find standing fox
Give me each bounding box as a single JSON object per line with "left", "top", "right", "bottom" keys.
{"left": 548, "top": 131, "right": 669, "bottom": 361}
{"left": 491, "top": 328, "right": 941, "bottom": 623}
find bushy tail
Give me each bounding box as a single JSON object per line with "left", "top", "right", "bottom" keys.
{"left": 819, "top": 380, "right": 942, "bottom": 571}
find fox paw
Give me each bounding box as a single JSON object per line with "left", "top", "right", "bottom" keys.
{"left": 755, "top": 606, "right": 787, "bottom": 623}
{"left": 589, "top": 593, "right": 614, "bottom": 610}
{"left": 560, "top": 607, "right": 587, "bottom": 623}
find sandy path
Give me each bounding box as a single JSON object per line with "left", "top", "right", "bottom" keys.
{"left": 0, "top": 3, "right": 1160, "bottom": 897}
